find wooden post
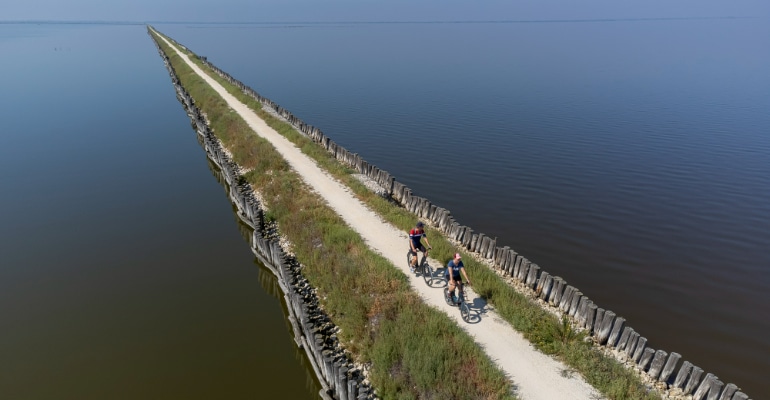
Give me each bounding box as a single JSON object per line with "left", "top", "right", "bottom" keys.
{"left": 683, "top": 366, "right": 704, "bottom": 395}
{"left": 337, "top": 365, "right": 349, "bottom": 400}
{"left": 672, "top": 360, "right": 693, "bottom": 389}
{"left": 624, "top": 331, "right": 640, "bottom": 358}
{"left": 558, "top": 285, "right": 574, "bottom": 312}
{"left": 631, "top": 337, "right": 647, "bottom": 363}
{"left": 638, "top": 348, "right": 655, "bottom": 371}
{"left": 508, "top": 251, "right": 520, "bottom": 277}
{"left": 584, "top": 303, "right": 597, "bottom": 333}
{"left": 647, "top": 350, "right": 668, "bottom": 380}
{"left": 347, "top": 379, "right": 357, "bottom": 400}
{"left": 659, "top": 352, "right": 681, "bottom": 383}
{"left": 692, "top": 373, "right": 715, "bottom": 400}
{"left": 596, "top": 310, "right": 615, "bottom": 344}
{"left": 730, "top": 393, "right": 748, "bottom": 400}
{"left": 525, "top": 263, "right": 540, "bottom": 288}
{"left": 550, "top": 277, "right": 565, "bottom": 306}
{"left": 568, "top": 291, "right": 583, "bottom": 317}
{"left": 576, "top": 297, "right": 589, "bottom": 325}
{"left": 462, "top": 228, "right": 473, "bottom": 248}
{"left": 606, "top": 316, "right": 625, "bottom": 347}
{"left": 497, "top": 246, "right": 510, "bottom": 268}
{"left": 322, "top": 350, "right": 334, "bottom": 389}
{"left": 540, "top": 274, "right": 555, "bottom": 301}
{"left": 716, "top": 383, "right": 737, "bottom": 400}
{"left": 474, "top": 233, "right": 485, "bottom": 253}
{"left": 617, "top": 326, "right": 633, "bottom": 351}
{"left": 706, "top": 378, "right": 723, "bottom": 400}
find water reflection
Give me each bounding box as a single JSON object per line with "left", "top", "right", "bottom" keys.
{"left": 201, "top": 136, "right": 323, "bottom": 398}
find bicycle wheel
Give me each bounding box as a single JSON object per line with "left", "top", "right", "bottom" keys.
{"left": 443, "top": 287, "right": 454, "bottom": 306}
{"left": 460, "top": 301, "right": 471, "bottom": 322}
{"left": 422, "top": 262, "right": 433, "bottom": 285}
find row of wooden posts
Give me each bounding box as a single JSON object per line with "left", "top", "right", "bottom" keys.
{"left": 149, "top": 28, "right": 373, "bottom": 400}
{"left": 150, "top": 27, "right": 752, "bottom": 400}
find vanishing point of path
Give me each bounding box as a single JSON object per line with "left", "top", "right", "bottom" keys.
{"left": 160, "top": 35, "right": 603, "bottom": 400}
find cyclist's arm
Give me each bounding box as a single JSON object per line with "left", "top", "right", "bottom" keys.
{"left": 423, "top": 235, "right": 431, "bottom": 248}
{"left": 461, "top": 267, "right": 471, "bottom": 285}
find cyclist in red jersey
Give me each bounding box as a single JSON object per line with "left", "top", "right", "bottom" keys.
{"left": 408, "top": 221, "right": 431, "bottom": 273}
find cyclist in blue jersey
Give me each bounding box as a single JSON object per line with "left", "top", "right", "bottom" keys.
{"left": 408, "top": 221, "right": 432, "bottom": 273}
{"left": 445, "top": 253, "right": 471, "bottom": 303}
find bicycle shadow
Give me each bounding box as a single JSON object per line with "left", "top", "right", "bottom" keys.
{"left": 463, "top": 297, "right": 489, "bottom": 324}
{"left": 423, "top": 267, "right": 447, "bottom": 288}
{"left": 421, "top": 265, "right": 488, "bottom": 324}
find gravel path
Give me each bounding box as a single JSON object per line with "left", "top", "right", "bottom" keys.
{"left": 162, "top": 36, "right": 603, "bottom": 400}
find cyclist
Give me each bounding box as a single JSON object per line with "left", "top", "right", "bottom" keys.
{"left": 445, "top": 253, "right": 471, "bottom": 303}
{"left": 408, "top": 221, "right": 431, "bottom": 273}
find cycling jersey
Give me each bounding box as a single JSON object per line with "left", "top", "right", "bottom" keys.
{"left": 445, "top": 259, "right": 464, "bottom": 280}
{"left": 409, "top": 228, "right": 426, "bottom": 249}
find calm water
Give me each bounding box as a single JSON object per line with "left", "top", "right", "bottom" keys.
{"left": 156, "top": 18, "right": 770, "bottom": 396}
{"left": 0, "top": 24, "right": 319, "bottom": 399}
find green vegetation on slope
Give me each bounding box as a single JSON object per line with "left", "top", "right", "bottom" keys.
{"left": 152, "top": 30, "right": 512, "bottom": 400}
{"left": 152, "top": 28, "right": 660, "bottom": 400}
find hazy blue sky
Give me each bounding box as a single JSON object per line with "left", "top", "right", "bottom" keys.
{"left": 3, "top": 0, "right": 769, "bottom": 23}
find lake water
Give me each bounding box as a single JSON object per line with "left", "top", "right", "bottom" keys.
{"left": 0, "top": 24, "right": 319, "bottom": 399}
{"left": 157, "top": 18, "right": 770, "bottom": 397}
{"left": 1, "top": 16, "right": 768, "bottom": 398}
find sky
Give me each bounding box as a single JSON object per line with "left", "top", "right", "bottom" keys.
{"left": 3, "top": 0, "right": 769, "bottom": 23}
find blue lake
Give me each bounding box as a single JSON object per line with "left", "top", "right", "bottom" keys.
{"left": 1, "top": 16, "right": 769, "bottom": 398}
{"left": 0, "top": 24, "right": 319, "bottom": 399}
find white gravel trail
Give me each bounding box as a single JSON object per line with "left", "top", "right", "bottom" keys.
{"left": 161, "top": 35, "right": 603, "bottom": 400}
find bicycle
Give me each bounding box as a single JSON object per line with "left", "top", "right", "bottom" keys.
{"left": 406, "top": 248, "right": 433, "bottom": 286}
{"left": 443, "top": 280, "right": 471, "bottom": 322}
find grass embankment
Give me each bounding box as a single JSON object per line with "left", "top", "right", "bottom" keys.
{"left": 152, "top": 32, "right": 512, "bottom": 399}
{"left": 152, "top": 29, "right": 660, "bottom": 400}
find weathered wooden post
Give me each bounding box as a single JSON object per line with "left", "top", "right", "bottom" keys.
{"left": 539, "top": 273, "right": 554, "bottom": 301}
{"left": 692, "top": 373, "right": 715, "bottom": 400}
{"left": 517, "top": 258, "right": 531, "bottom": 282}
{"left": 525, "top": 263, "right": 540, "bottom": 288}
{"left": 658, "top": 352, "right": 681, "bottom": 383}
{"left": 592, "top": 310, "right": 615, "bottom": 344}
{"left": 550, "top": 277, "right": 565, "bottom": 306}
{"left": 638, "top": 347, "right": 655, "bottom": 371}
{"left": 731, "top": 392, "right": 749, "bottom": 400}
{"left": 337, "top": 364, "right": 349, "bottom": 399}
{"left": 716, "top": 383, "right": 738, "bottom": 400}
{"left": 347, "top": 379, "right": 358, "bottom": 400}
{"left": 558, "top": 285, "right": 575, "bottom": 313}
{"left": 647, "top": 350, "right": 668, "bottom": 379}
{"left": 617, "top": 327, "right": 634, "bottom": 351}
{"left": 606, "top": 315, "right": 625, "bottom": 347}
{"left": 672, "top": 360, "right": 693, "bottom": 389}
{"left": 568, "top": 291, "right": 583, "bottom": 317}
{"left": 683, "top": 365, "right": 705, "bottom": 395}
{"left": 584, "top": 302, "right": 597, "bottom": 333}
{"left": 631, "top": 337, "right": 647, "bottom": 363}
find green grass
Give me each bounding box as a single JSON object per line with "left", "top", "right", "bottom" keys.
{"left": 151, "top": 28, "right": 660, "bottom": 400}
{"left": 151, "top": 29, "right": 513, "bottom": 400}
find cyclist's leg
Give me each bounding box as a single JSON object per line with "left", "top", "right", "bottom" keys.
{"left": 447, "top": 277, "right": 457, "bottom": 298}
{"left": 418, "top": 245, "right": 427, "bottom": 264}
{"left": 409, "top": 249, "right": 417, "bottom": 267}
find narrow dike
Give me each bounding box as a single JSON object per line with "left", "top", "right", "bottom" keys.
{"left": 148, "top": 24, "right": 749, "bottom": 400}
{"left": 148, "top": 28, "right": 513, "bottom": 399}
{"left": 149, "top": 33, "right": 366, "bottom": 400}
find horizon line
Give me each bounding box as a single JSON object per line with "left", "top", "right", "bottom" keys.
{"left": 0, "top": 16, "right": 759, "bottom": 26}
